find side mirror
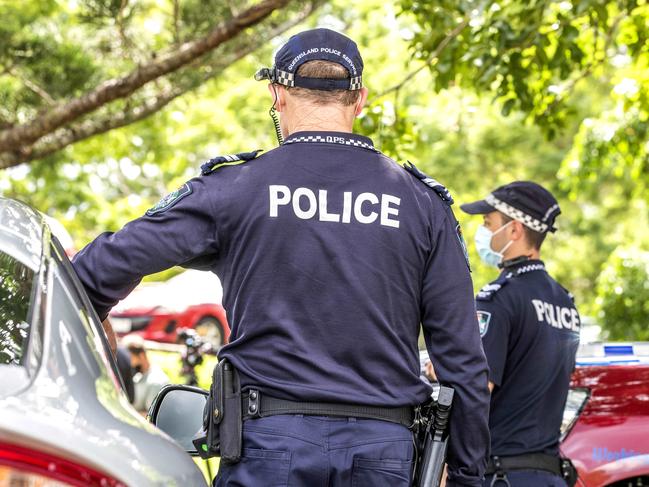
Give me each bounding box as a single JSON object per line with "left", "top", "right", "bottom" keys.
{"left": 148, "top": 384, "right": 208, "bottom": 455}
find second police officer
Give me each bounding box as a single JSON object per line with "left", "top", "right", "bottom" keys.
{"left": 461, "top": 182, "right": 580, "bottom": 487}
{"left": 72, "top": 29, "right": 490, "bottom": 486}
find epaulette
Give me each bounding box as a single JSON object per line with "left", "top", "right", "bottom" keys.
{"left": 200, "top": 150, "right": 262, "bottom": 176}
{"left": 476, "top": 274, "right": 510, "bottom": 301}
{"left": 402, "top": 161, "right": 454, "bottom": 205}
{"left": 560, "top": 285, "right": 576, "bottom": 304}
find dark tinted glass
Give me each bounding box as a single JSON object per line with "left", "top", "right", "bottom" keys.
{"left": 0, "top": 252, "right": 34, "bottom": 365}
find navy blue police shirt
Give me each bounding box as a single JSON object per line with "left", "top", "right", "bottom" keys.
{"left": 476, "top": 258, "right": 579, "bottom": 457}
{"left": 72, "top": 131, "right": 490, "bottom": 486}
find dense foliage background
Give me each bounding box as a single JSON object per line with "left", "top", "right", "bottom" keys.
{"left": 1, "top": 0, "right": 647, "bottom": 339}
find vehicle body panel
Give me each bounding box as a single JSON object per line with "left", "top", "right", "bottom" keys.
{"left": 110, "top": 269, "right": 230, "bottom": 346}
{"left": 112, "top": 302, "right": 229, "bottom": 344}
{"left": 561, "top": 364, "right": 649, "bottom": 487}
{"left": 0, "top": 197, "right": 207, "bottom": 487}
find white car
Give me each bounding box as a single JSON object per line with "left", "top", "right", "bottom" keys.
{"left": 0, "top": 198, "right": 207, "bottom": 486}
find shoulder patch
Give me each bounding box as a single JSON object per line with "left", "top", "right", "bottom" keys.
{"left": 402, "top": 161, "right": 454, "bottom": 205}
{"left": 476, "top": 274, "right": 509, "bottom": 301}
{"left": 477, "top": 310, "right": 492, "bottom": 337}
{"left": 200, "top": 149, "right": 262, "bottom": 176}
{"left": 146, "top": 183, "right": 192, "bottom": 216}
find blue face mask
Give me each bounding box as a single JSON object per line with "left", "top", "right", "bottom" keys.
{"left": 475, "top": 222, "right": 513, "bottom": 268}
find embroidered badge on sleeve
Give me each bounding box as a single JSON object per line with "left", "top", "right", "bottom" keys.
{"left": 477, "top": 310, "right": 492, "bottom": 337}
{"left": 146, "top": 183, "right": 193, "bottom": 216}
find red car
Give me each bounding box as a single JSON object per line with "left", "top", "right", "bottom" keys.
{"left": 110, "top": 270, "right": 230, "bottom": 347}
{"left": 561, "top": 342, "right": 649, "bottom": 487}
{"left": 419, "top": 342, "right": 649, "bottom": 486}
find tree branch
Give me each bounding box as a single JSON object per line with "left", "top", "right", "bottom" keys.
{"left": 172, "top": 0, "right": 181, "bottom": 45}
{"left": 117, "top": 0, "right": 131, "bottom": 50}
{"left": 368, "top": 17, "right": 469, "bottom": 104}
{"left": 0, "top": 94, "right": 182, "bottom": 169}
{"left": 0, "top": 2, "right": 318, "bottom": 169}
{"left": 539, "top": 12, "right": 625, "bottom": 119}
{"left": 9, "top": 68, "right": 56, "bottom": 105}
{"left": 0, "top": 0, "right": 292, "bottom": 154}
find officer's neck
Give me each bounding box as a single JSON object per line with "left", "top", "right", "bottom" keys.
{"left": 284, "top": 105, "right": 356, "bottom": 135}
{"left": 503, "top": 247, "right": 541, "bottom": 262}
{"left": 502, "top": 239, "right": 540, "bottom": 262}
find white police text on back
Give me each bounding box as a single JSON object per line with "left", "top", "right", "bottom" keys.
{"left": 531, "top": 299, "right": 580, "bottom": 332}
{"left": 269, "top": 185, "right": 400, "bottom": 228}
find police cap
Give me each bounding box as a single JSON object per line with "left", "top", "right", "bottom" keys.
{"left": 254, "top": 28, "right": 363, "bottom": 91}
{"left": 460, "top": 181, "right": 561, "bottom": 233}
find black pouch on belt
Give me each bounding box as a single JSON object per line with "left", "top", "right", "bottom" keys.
{"left": 194, "top": 358, "right": 224, "bottom": 459}
{"left": 194, "top": 358, "right": 242, "bottom": 462}
{"left": 217, "top": 359, "right": 242, "bottom": 464}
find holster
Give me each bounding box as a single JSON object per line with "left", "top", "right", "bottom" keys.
{"left": 193, "top": 358, "right": 243, "bottom": 463}
{"left": 413, "top": 386, "right": 454, "bottom": 487}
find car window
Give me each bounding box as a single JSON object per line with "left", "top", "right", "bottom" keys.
{"left": 49, "top": 237, "right": 124, "bottom": 386}
{"left": 0, "top": 250, "right": 35, "bottom": 366}
{"left": 49, "top": 263, "right": 140, "bottom": 426}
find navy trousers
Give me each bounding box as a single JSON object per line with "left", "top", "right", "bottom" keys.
{"left": 215, "top": 414, "right": 415, "bottom": 487}
{"left": 483, "top": 470, "right": 568, "bottom": 487}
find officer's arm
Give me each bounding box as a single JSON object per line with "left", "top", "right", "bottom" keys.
{"left": 102, "top": 318, "right": 117, "bottom": 354}
{"left": 476, "top": 299, "right": 511, "bottom": 389}
{"left": 72, "top": 177, "right": 219, "bottom": 321}
{"left": 421, "top": 206, "right": 490, "bottom": 487}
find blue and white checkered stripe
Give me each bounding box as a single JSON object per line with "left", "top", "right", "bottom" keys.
{"left": 283, "top": 135, "right": 380, "bottom": 153}
{"left": 485, "top": 194, "right": 549, "bottom": 233}
{"left": 276, "top": 70, "right": 362, "bottom": 90}
{"left": 514, "top": 263, "right": 546, "bottom": 275}
{"left": 349, "top": 76, "right": 362, "bottom": 90}
{"left": 276, "top": 69, "right": 295, "bottom": 87}
{"left": 504, "top": 263, "right": 546, "bottom": 279}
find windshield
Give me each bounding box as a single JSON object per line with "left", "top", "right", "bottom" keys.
{"left": 0, "top": 251, "right": 35, "bottom": 365}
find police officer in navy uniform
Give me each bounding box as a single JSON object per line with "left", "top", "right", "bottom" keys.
{"left": 72, "top": 28, "right": 490, "bottom": 486}
{"left": 461, "top": 182, "right": 580, "bottom": 487}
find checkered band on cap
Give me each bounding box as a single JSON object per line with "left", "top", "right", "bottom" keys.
{"left": 349, "top": 76, "right": 362, "bottom": 90}
{"left": 276, "top": 69, "right": 295, "bottom": 87}
{"left": 283, "top": 135, "right": 380, "bottom": 153}
{"left": 485, "top": 194, "right": 549, "bottom": 233}
{"left": 276, "top": 69, "right": 362, "bottom": 90}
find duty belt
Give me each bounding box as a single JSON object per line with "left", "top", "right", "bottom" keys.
{"left": 486, "top": 453, "right": 562, "bottom": 476}
{"left": 241, "top": 389, "right": 414, "bottom": 428}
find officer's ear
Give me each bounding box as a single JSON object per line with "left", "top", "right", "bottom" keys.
{"left": 354, "top": 87, "right": 369, "bottom": 116}
{"left": 510, "top": 220, "right": 526, "bottom": 241}
{"left": 267, "top": 83, "right": 286, "bottom": 112}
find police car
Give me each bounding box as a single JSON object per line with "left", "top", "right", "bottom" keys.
{"left": 561, "top": 342, "right": 649, "bottom": 487}
{"left": 420, "top": 343, "right": 649, "bottom": 486}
